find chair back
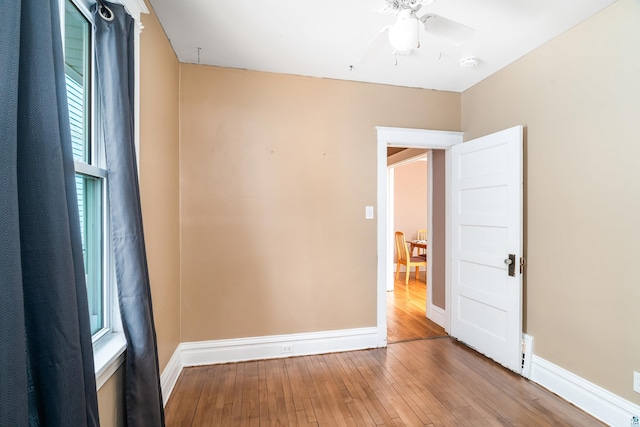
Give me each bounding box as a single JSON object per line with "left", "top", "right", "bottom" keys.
{"left": 417, "top": 229, "right": 427, "bottom": 241}
{"left": 394, "top": 231, "right": 409, "bottom": 263}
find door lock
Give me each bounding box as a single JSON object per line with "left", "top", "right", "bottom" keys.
{"left": 505, "top": 254, "right": 516, "bottom": 277}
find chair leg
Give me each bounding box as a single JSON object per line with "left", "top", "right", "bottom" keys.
{"left": 405, "top": 266, "right": 410, "bottom": 286}
{"left": 416, "top": 266, "right": 420, "bottom": 281}
{"left": 396, "top": 263, "right": 400, "bottom": 280}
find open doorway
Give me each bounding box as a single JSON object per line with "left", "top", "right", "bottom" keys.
{"left": 374, "top": 127, "right": 464, "bottom": 348}
{"left": 387, "top": 150, "right": 446, "bottom": 343}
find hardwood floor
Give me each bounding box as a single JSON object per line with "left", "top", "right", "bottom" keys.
{"left": 387, "top": 271, "right": 446, "bottom": 343}
{"left": 165, "top": 338, "right": 605, "bottom": 426}
{"left": 165, "top": 273, "right": 603, "bottom": 426}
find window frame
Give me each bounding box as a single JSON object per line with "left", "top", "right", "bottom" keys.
{"left": 61, "top": 0, "right": 127, "bottom": 388}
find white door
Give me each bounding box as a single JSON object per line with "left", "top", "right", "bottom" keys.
{"left": 450, "top": 126, "right": 523, "bottom": 373}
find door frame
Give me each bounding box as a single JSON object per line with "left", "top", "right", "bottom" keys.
{"left": 375, "top": 126, "right": 464, "bottom": 347}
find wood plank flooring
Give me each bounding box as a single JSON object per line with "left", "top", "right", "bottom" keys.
{"left": 165, "top": 338, "right": 605, "bottom": 426}
{"left": 165, "top": 274, "right": 603, "bottom": 426}
{"left": 386, "top": 273, "right": 446, "bottom": 343}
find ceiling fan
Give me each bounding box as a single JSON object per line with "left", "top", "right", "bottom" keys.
{"left": 355, "top": 0, "right": 475, "bottom": 64}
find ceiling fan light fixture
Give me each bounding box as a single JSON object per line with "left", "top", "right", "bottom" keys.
{"left": 388, "top": 11, "right": 420, "bottom": 52}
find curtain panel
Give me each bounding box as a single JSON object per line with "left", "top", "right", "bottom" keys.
{"left": 1, "top": 0, "right": 100, "bottom": 425}
{"left": 94, "top": 2, "right": 166, "bottom": 426}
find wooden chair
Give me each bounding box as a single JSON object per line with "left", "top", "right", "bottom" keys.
{"left": 395, "top": 231, "right": 427, "bottom": 286}
{"left": 416, "top": 228, "right": 427, "bottom": 257}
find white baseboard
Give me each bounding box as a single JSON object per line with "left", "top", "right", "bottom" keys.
{"left": 531, "top": 355, "right": 640, "bottom": 426}
{"left": 160, "top": 327, "right": 380, "bottom": 405}
{"left": 427, "top": 304, "right": 445, "bottom": 328}
{"left": 160, "top": 345, "right": 184, "bottom": 406}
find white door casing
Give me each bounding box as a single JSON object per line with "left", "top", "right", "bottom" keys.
{"left": 450, "top": 125, "right": 523, "bottom": 373}
{"left": 376, "top": 127, "right": 464, "bottom": 347}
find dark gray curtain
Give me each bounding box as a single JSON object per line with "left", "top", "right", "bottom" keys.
{"left": 93, "top": 3, "right": 165, "bottom": 426}
{"left": 1, "top": 0, "right": 100, "bottom": 425}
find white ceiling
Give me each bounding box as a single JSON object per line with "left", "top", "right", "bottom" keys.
{"left": 148, "top": 0, "right": 616, "bottom": 93}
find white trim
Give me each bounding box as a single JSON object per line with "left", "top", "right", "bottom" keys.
{"left": 160, "top": 327, "right": 380, "bottom": 404}
{"left": 74, "top": 161, "right": 107, "bottom": 178}
{"left": 94, "top": 332, "right": 126, "bottom": 389}
{"left": 377, "top": 127, "right": 464, "bottom": 149}
{"left": 531, "top": 355, "right": 640, "bottom": 426}
{"left": 387, "top": 168, "right": 395, "bottom": 292}
{"left": 427, "top": 304, "right": 446, "bottom": 329}
{"left": 160, "top": 346, "right": 184, "bottom": 406}
{"left": 377, "top": 130, "right": 390, "bottom": 347}
{"left": 180, "top": 327, "right": 379, "bottom": 367}
{"left": 376, "top": 127, "right": 463, "bottom": 345}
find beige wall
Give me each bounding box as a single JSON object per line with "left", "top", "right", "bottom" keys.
{"left": 462, "top": 0, "right": 640, "bottom": 405}
{"left": 97, "top": 365, "right": 125, "bottom": 426}
{"left": 138, "top": 2, "right": 181, "bottom": 373}
{"left": 179, "top": 64, "right": 461, "bottom": 341}
{"left": 393, "top": 160, "right": 428, "bottom": 263}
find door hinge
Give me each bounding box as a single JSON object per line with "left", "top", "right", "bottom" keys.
{"left": 520, "top": 257, "right": 527, "bottom": 274}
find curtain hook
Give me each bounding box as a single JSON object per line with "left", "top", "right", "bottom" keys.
{"left": 97, "top": 0, "right": 114, "bottom": 22}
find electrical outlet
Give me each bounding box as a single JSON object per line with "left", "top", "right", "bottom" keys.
{"left": 634, "top": 371, "right": 640, "bottom": 394}
{"left": 281, "top": 344, "right": 293, "bottom": 354}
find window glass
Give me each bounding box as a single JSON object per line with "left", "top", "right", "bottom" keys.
{"left": 64, "top": 0, "right": 91, "bottom": 164}
{"left": 65, "top": 0, "right": 105, "bottom": 336}
{"left": 76, "top": 174, "right": 104, "bottom": 333}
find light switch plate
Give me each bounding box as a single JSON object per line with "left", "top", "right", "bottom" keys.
{"left": 365, "top": 206, "right": 374, "bottom": 219}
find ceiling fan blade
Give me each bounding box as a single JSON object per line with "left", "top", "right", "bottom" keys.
{"left": 354, "top": 25, "right": 391, "bottom": 65}
{"left": 420, "top": 14, "right": 475, "bottom": 46}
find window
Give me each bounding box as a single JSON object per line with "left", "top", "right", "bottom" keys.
{"left": 63, "top": 0, "right": 110, "bottom": 338}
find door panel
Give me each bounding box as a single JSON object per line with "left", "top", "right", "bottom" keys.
{"left": 450, "top": 126, "right": 523, "bottom": 373}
